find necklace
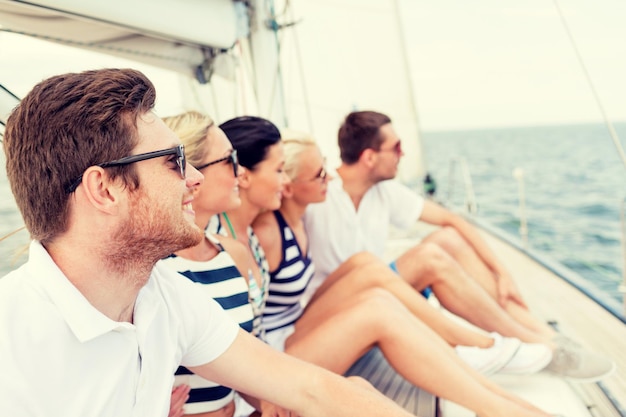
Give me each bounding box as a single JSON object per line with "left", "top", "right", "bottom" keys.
{"left": 246, "top": 228, "right": 269, "bottom": 339}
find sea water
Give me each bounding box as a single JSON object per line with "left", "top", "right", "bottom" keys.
{"left": 2, "top": 122, "right": 626, "bottom": 309}
{"left": 422, "top": 122, "right": 626, "bottom": 306}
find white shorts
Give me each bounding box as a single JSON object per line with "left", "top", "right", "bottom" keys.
{"left": 234, "top": 393, "right": 255, "bottom": 417}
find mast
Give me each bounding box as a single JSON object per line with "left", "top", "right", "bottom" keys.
{"left": 247, "top": 0, "right": 288, "bottom": 127}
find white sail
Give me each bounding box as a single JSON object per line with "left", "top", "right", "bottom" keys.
{"left": 273, "top": 0, "right": 425, "bottom": 182}
{"left": 0, "top": 0, "right": 244, "bottom": 81}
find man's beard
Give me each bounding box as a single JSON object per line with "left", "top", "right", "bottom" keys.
{"left": 106, "top": 189, "right": 203, "bottom": 276}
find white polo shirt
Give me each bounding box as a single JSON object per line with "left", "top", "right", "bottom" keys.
{"left": 304, "top": 177, "right": 424, "bottom": 297}
{"left": 0, "top": 241, "right": 239, "bottom": 417}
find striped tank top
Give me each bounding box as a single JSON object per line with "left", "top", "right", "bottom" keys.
{"left": 208, "top": 213, "right": 269, "bottom": 339}
{"left": 263, "top": 210, "right": 315, "bottom": 333}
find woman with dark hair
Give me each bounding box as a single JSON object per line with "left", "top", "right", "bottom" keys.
{"left": 206, "top": 116, "right": 287, "bottom": 345}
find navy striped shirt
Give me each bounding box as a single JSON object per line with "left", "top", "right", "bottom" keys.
{"left": 263, "top": 210, "right": 315, "bottom": 333}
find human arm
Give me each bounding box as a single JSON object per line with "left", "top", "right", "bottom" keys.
{"left": 188, "top": 329, "right": 414, "bottom": 417}
{"left": 419, "top": 199, "right": 527, "bottom": 308}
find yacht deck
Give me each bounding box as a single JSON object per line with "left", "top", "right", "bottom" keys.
{"left": 359, "top": 224, "right": 626, "bottom": 416}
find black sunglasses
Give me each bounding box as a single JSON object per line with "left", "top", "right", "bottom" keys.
{"left": 316, "top": 166, "right": 328, "bottom": 182}
{"left": 293, "top": 159, "right": 328, "bottom": 184}
{"left": 66, "top": 144, "right": 186, "bottom": 193}
{"left": 302, "top": 166, "right": 328, "bottom": 183}
{"left": 194, "top": 149, "right": 239, "bottom": 178}
{"left": 378, "top": 140, "right": 402, "bottom": 155}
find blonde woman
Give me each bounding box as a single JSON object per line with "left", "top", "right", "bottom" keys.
{"left": 161, "top": 111, "right": 257, "bottom": 417}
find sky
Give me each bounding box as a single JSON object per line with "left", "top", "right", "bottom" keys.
{"left": 0, "top": 0, "right": 625, "bottom": 132}
{"left": 400, "top": 0, "right": 626, "bottom": 130}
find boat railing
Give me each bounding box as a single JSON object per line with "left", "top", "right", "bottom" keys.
{"left": 446, "top": 156, "right": 478, "bottom": 215}
{"left": 445, "top": 158, "right": 528, "bottom": 248}
{"left": 512, "top": 167, "right": 529, "bottom": 249}
{"left": 445, "top": 158, "right": 626, "bottom": 321}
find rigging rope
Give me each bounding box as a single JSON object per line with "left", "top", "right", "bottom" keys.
{"left": 263, "top": 0, "right": 287, "bottom": 126}
{"left": 237, "top": 38, "right": 256, "bottom": 115}
{"left": 552, "top": 0, "right": 626, "bottom": 171}
{"left": 284, "top": 0, "right": 314, "bottom": 134}
{"left": 553, "top": 0, "right": 626, "bottom": 317}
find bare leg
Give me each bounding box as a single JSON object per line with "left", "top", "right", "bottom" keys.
{"left": 286, "top": 288, "right": 551, "bottom": 417}
{"left": 309, "top": 255, "right": 494, "bottom": 348}
{"left": 394, "top": 242, "right": 550, "bottom": 344}
{"left": 425, "top": 227, "right": 556, "bottom": 338}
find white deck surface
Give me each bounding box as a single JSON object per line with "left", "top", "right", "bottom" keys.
{"left": 441, "top": 373, "right": 593, "bottom": 417}
{"left": 385, "top": 223, "right": 625, "bottom": 417}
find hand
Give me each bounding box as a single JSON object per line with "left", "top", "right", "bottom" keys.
{"left": 259, "top": 399, "right": 300, "bottom": 417}
{"left": 168, "top": 384, "right": 191, "bottom": 417}
{"left": 496, "top": 272, "right": 528, "bottom": 309}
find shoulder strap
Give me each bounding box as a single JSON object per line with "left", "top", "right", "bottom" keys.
{"left": 273, "top": 209, "right": 288, "bottom": 230}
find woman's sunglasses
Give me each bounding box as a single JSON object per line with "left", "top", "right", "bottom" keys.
{"left": 194, "top": 149, "right": 239, "bottom": 178}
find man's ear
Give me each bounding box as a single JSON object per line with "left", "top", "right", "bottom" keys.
{"left": 360, "top": 148, "right": 378, "bottom": 168}
{"left": 80, "top": 166, "right": 122, "bottom": 214}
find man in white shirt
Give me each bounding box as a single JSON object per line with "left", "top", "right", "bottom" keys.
{"left": 0, "top": 71, "right": 415, "bottom": 417}
{"left": 304, "top": 110, "right": 615, "bottom": 382}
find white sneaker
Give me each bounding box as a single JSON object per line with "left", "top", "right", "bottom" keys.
{"left": 456, "top": 333, "right": 521, "bottom": 375}
{"left": 497, "top": 342, "right": 553, "bottom": 375}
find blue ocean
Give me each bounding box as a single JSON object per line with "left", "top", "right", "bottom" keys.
{"left": 421, "top": 122, "right": 626, "bottom": 308}
{"left": 2, "top": 122, "right": 626, "bottom": 312}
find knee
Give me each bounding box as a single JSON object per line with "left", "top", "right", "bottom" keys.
{"left": 409, "top": 242, "right": 456, "bottom": 278}
{"left": 345, "top": 251, "right": 381, "bottom": 269}
{"left": 355, "top": 288, "right": 402, "bottom": 312}
{"left": 348, "top": 289, "right": 412, "bottom": 333}
{"left": 427, "top": 226, "right": 468, "bottom": 255}
{"left": 413, "top": 242, "right": 448, "bottom": 266}
{"left": 352, "top": 261, "right": 397, "bottom": 287}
